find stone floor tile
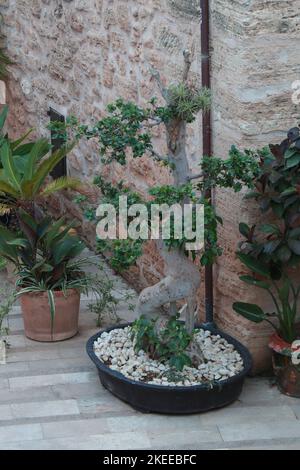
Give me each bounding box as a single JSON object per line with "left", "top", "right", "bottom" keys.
{"left": 0, "top": 423, "right": 42, "bottom": 443}
{"left": 11, "top": 399, "right": 80, "bottom": 419}
{"left": 219, "top": 419, "right": 300, "bottom": 442}
{"left": 9, "top": 371, "right": 94, "bottom": 389}
{"left": 42, "top": 416, "right": 109, "bottom": 439}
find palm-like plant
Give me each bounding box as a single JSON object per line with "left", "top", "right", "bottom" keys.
{"left": 0, "top": 107, "right": 84, "bottom": 234}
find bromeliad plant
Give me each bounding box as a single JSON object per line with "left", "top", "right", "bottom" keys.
{"left": 233, "top": 126, "right": 300, "bottom": 344}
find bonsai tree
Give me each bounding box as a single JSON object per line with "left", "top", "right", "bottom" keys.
{"left": 233, "top": 126, "right": 300, "bottom": 344}
{"left": 52, "top": 53, "right": 260, "bottom": 368}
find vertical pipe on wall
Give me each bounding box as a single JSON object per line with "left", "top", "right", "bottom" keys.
{"left": 200, "top": 0, "right": 214, "bottom": 325}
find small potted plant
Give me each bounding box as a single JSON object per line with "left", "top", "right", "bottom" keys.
{"left": 233, "top": 125, "right": 300, "bottom": 397}
{"left": 0, "top": 213, "right": 88, "bottom": 341}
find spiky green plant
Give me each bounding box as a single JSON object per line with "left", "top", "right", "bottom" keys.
{"left": 0, "top": 106, "right": 84, "bottom": 223}
{"left": 166, "top": 83, "right": 211, "bottom": 123}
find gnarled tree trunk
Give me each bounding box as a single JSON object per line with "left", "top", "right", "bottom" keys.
{"left": 136, "top": 89, "right": 201, "bottom": 332}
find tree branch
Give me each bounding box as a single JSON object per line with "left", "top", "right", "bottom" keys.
{"left": 182, "top": 49, "right": 192, "bottom": 82}
{"left": 142, "top": 117, "right": 163, "bottom": 129}
{"left": 150, "top": 150, "right": 170, "bottom": 164}
{"left": 188, "top": 172, "right": 203, "bottom": 181}
{"left": 149, "top": 66, "right": 168, "bottom": 102}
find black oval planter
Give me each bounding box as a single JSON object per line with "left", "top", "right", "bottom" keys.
{"left": 86, "top": 323, "right": 252, "bottom": 414}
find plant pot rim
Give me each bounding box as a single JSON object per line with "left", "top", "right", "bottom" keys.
{"left": 19, "top": 288, "right": 80, "bottom": 298}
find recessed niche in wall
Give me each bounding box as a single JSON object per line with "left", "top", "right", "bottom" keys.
{"left": 48, "top": 107, "right": 67, "bottom": 179}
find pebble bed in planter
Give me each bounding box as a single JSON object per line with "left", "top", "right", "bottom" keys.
{"left": 87, "top": 323, "right": 252, "bottom": 414}
{"left": 94, "top": 326, "right": 244, "bottom": 386}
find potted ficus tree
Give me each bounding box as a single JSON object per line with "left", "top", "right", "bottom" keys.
{"left": 233, "top": 126, "right": 300, "bottom": 397}
{"left": 0, "top": 106, "right": 90, "bottom": 341}
{"left": 54, "top": 53, "right": 261, "bottom": 413}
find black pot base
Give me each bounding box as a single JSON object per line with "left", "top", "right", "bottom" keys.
{"left": 86, "top": 323, "right": 252, "bottom": 414}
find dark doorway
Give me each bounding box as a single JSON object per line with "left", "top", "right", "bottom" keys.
{"left": 48, "top": 107, "right": 67, "bottom": 179}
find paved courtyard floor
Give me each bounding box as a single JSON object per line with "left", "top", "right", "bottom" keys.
{"left": 0, "top": 262, "right": 300, "bottom": 450}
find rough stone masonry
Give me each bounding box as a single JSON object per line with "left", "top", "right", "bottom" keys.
{"left": 1, "top": 0, "right": 300, "bottom": 371}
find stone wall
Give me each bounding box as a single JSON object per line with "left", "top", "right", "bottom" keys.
{"left": 1, "top": 0, "right": 300, "bottom": 371}
{"left": 211, "top": 0, "right": 300, "bottom": 370}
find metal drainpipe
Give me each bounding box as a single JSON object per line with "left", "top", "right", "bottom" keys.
{"left": 200, "top": 0, "right": 214, "bottom": 326}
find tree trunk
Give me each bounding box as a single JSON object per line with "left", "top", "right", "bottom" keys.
{"left": 135, "top": 117, "right": 201, "bottom": 331}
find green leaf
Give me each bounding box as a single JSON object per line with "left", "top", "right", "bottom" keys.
{"left": 12, "top": 142, "right": 35, "bottom": 157}
{"left": 0, "top": 105, "right": 8, "bottom": 130}
{"left": 0, "top": 141, "right": 21, "bottom": 192}
{"left": 10, "top": 129, "right": 34, "bottom": 151}
{"left": 240, "top": 275, "right": 271, "bottom": 290}
{"left": 284, "top": 148, "right": 298, "bottom": 159}
{"left": 286, "top": 153, "right": 300, "bottom": 169}
{"left": 288, "top": 239, "right": 300, "bottom": 256}
{"left": 259, "top": 224, "right": 281, "bottom": 235}
{"left": 277, "top": 245, "right": 292, "bottom": 262}
{"left": 233, "top": 302, "right": 266, "bottom": 323}
{"left": 0, "top": 180, "right": 19, "bottom": 198}
{"left": 23, "top": 138, "right": 50, "bottom": 182}
{"left": 237, "top": 253, "right": 270, "bottom": 278}
{"left": 47, "top": 290, "right": 56, "bottom": 336}
{"left": 278, "top": 279, "right": 290, "bottom": 305}
{"left": 7, "top": 238, "right": 29, "bottom": 248}
{"left": 280, "top": 187, "right": 297, "bottom": 197}
{"left": 239, "top": 223, "right": 250, "bottom": 238}
{"left": 263, "top": 240, "right": 281, "bottom": 255}
{"left": 32, "top": 143, "right": 75, "bottom": 196}
{"left": 41, "top": 176, "right": 83, "bottom": 197}
{"left": 52, "top": 238, "right": 84, "bottom": 265}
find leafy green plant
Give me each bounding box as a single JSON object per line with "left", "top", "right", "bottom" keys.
{"left": 233, "top": 126, "right": 300, "bottom": 343}
{"left": 132, "top": 314, "right": 193, "bottom": 371}
{"left": 0, "top": 212, "right": 87, "bottom": 325}
{"left": 0, "top": 106, "right": 85, "bottom": 222}
{"left": 87, "top": 267, "right": 135, "bottom": 326}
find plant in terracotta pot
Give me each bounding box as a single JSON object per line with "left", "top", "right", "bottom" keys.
{"left": 233, "top": 125, "right": 300, "bottom": 397}
{"left": 0, "top": 213, "right": 88, "bottom": 341}
{"left": 0, "top": 108, "right": 94, "bottom": 341}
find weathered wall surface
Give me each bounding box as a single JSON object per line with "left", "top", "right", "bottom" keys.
{"left": 211, "top": 0, "right": 300, "bottom": 370}
{"left": 0, "top": 0, "right": 202, "bottom": 290}
{"left": 1, "top": 0, "right": 300, "bottom": 371}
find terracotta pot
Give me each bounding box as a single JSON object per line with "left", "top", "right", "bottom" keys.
{"left": 20, "top": 289, "right": 80, "bottom": 342}
{"left": 269, "top": 332, "right": 300, "bottom": 398}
